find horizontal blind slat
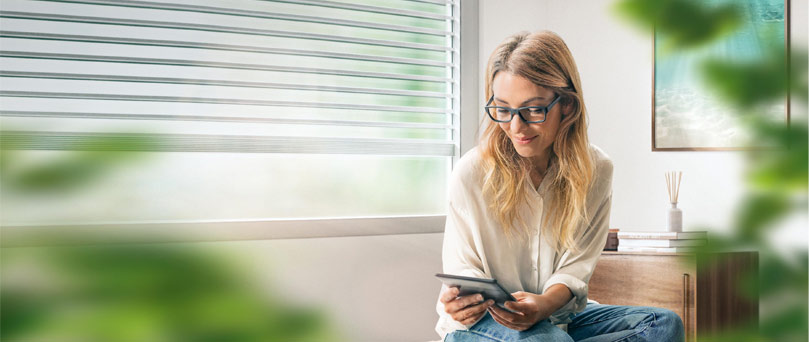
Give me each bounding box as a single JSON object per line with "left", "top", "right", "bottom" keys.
{"left": 37, "top": 0, "right": 453, "bottom": 36}
{"left": 1, "top": 12, "right": 451, "bottom": 53}
{"left": 0, "top": 51, "right": 452, "bottom": 82}
{"left": 0, "top": 111, "right": 453, "bottom": 129}
{"left": 0, "top": 91, "right": 452, "bottom": 114}
{"left": 0, "top": 30, "right": 451, "bottom": 56}
{"left": 262, "top": 0, "right": 452, "bottom": 20}
{"left": 1, "top": 131, "right": 456, "bottom": 156}
{"left": 403, "top": 0, "right": 453, "bottom": 5}
{"left": 0, "top": 71, "right": 450, "bottom": 98}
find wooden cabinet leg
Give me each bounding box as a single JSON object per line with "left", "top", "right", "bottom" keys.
{"left": 683, "top": 273, "right": 690, "bottom": 342}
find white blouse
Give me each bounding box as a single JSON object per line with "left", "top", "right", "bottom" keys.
{"left": 435, "top": 144, "right": 614, "bottom": 338}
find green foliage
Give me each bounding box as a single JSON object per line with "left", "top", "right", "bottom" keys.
{"left": 732, "top": 192, "right": 791, "bottom": 241}
{"left": 756, "top": 251, "right": 808, "bottom": 296}
{"left": 701, "top": 53, "right": 789, "bottom": 108}
{"left": 3, "top": 151, "right": 135, "bottom": 194}
{"left": 1, "top": 135, "right": 154, "bottom": 194}
{"left": 744, "top": 118, "right": 809, "bottom": 192}
{"left": 615, "top": 0, "right": 808, "bottom": 340}
{"left": 758, "top": 298, "right": 809, "bottom": 342}
{"left": 614, "top": 0, "right": 743, "bottom": 53}
{"left": 0, "top": 245, "right": 337, "bottom": 341}
{"left": 702, "top": 47, "right": 808, "bottom": 109}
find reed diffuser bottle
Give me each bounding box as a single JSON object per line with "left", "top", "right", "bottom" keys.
{"left": 666, "top": 171, "right": 683, "bottom": 233}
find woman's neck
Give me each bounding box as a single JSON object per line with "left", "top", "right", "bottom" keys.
{"left": 529, "top": 153, "right": 552, "bottom": 189}
{"left": 530, "top": 152, "right": 552, "bottom": 177}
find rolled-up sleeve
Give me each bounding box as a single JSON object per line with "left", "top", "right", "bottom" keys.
{"left": 543, "top": 162, "right": 613, "bottom": 325}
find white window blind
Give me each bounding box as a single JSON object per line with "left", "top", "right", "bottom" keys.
{"left": 0, "top": 0, "right": 460, "bottom": 226}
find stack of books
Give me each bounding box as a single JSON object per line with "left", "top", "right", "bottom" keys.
{"left": 603, "top": 228, "right": 619, "bottom": 251}
{"left": 616, "top": 231, "right": 707, "bottom": 253}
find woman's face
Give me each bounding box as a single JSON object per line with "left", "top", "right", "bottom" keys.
{"left": 491, "top": 72, "right": 563, "bottom": 165}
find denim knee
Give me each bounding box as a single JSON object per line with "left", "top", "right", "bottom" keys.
{"left": 651, "top": 308, "right": 685, "bottom": 342}
{"left": 444, "top": 319, "right": 574, "bottom": 342}
{"left": 542, "top": 327, "right": 575, "bottom": 342}
{"left": 522, "top": 320, "right": 574, "bottom": 342}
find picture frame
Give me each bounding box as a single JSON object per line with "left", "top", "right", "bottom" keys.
{"left": 652, "top": 0, "right": 791, "bottom": 151}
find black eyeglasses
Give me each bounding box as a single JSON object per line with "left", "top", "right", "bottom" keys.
{"left": 484, "top": 94, "right": 561, "bottom": 123}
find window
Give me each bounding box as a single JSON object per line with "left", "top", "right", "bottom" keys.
{"left": 0, "top": 0, "right": 470, "bottom": 239}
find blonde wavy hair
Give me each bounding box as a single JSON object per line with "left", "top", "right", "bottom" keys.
{"left": 480, "top": 31, "right": 595, "bottom": 253}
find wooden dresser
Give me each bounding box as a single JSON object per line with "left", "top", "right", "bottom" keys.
{"left": 588, "top": 251, "right": 758, "bottom": 342}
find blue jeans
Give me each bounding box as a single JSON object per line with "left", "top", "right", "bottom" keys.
{"left": 444, "top": 303, "right": 685, "bottom": 342}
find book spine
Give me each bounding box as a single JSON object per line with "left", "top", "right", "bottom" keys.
{"left": 603, "top": 231, "right": 619, "bottom": 251}
{"left": 620, "top": 239, "right": 706, "bottom": 248}
{"left": 617, "top": 246, "right": 697, "bottom": 253}
{"left": 617, "top": 233, "right": 706, "bottom": 240}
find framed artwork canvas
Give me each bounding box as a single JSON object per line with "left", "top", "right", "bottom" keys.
{"left": 652, "top": 0, "right": 790, "bottom": 151}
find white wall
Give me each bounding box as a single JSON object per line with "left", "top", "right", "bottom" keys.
{"left": 206, "top": 233, "right": 444, "bottom": 342}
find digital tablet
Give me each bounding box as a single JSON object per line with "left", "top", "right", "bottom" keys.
{"left": 435, "top": 273, "right": 517, "bottom": 306}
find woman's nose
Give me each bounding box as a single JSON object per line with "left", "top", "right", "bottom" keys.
{"left": 509, "top": 114, "right": 527, "bottom": 132}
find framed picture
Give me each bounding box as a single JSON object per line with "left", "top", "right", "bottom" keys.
{"left": 652, "top": 0, "right": 790, "bottom": 151}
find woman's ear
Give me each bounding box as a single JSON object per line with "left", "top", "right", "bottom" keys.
{"left": 561, "top": 102, "right": 573, "bottom": 117}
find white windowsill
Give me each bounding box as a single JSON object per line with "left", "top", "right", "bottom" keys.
{"left": 1, "top": 215, "right": 446, "bottom": 247}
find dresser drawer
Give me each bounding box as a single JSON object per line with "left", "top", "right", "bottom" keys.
{"left": 588, "top": 251, "right": 757, "bottom": 342}
{"left": 589, "top": 253, "right": 697, "bottom": 340}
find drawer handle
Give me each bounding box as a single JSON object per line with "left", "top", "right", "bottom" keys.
{"left": 683, "top": 273, "right": 690, "bottom": 341}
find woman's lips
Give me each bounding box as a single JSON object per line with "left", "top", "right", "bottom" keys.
{"left": 514, "top": 136, "right": 537, "bottom": 144}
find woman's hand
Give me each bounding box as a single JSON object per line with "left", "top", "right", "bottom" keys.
{"left": 440, "top": 286, "right": 495, "bottom": 326}
{"left": 487, "top": 291, "right": 555, "bottom": 331}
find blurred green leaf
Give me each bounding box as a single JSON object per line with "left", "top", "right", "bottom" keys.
{"left": 758, "top": 303, "right": 809, "bottom": 342}
{"left": 614, "top": 0, "right": 742, "bottom": 53}
{"left": 744, "top": 119, "right": 809, "bottom": 192}
{"left": 5, "top": 152, "right": 131, "bottom": 193}
{"left": 0, "top": 135, "right": 154, "bottom": 194}
{"left": 732, "top": 192, "right": 790, "bottom": 241}
{"left": 756, "top": 251, "right": 809, "bottom": 296}
{"left": 701, "top": 47, "right": 799, "bottom": 109}
{"left": 1, "top": 245, "right": 338, "bottom": 341}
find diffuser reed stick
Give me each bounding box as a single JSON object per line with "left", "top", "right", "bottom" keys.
{"left": 666, "top": 171, "right": 683, "bottom": 204}
{"left": 665, "top": 171, "right": 683, "bottom": 232}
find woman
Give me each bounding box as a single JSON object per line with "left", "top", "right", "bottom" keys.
{"left": 435, "top": 31, "right": 684, "bottom": 342}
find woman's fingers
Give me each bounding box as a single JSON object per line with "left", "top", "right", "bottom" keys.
{"left": 504, "top": 300, "right": 536, "bottom": 315}
{"left": 488, "top": 308, "right": 530, "bottom": 331}
{"left": 439, "top": 286, "right": 460, "bottom": 304}
{"left": 488, "top": 306, "right": 514, "bottom": 326}
{"left": 452, "top": 299, "right": 494, "bottom": 322}
{"left": 490, "top": 315, "right": 531, "bottom": 331}
{"left": 488, "top": 305, "right": 532, "bottom": 330}
{"left": 511, "top": 291, "right": 528, "bottom": 299}
{"left": 444, "top": 293, "right": 484, "bottom": 314}
{"left": 457, "top": 300, "right": 493, "bottom": 325}
{"left": 460, "top": 312, "right": 485, "bottom": 326}
{"left": 488, "top": 303, "right": 526, "bottom": 321}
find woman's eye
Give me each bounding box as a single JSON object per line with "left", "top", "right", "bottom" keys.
{"left": 528, "top": 108, "right": 544, "bottom": 114}
{"left": 497, "top": 108, "right": 510, "bottom": 114}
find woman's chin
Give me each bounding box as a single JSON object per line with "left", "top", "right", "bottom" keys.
{"left": 513, "top": 147, "right": 538, "bottom": 159}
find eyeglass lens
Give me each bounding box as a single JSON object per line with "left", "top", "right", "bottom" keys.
{"left": 488, "top": 107, "right": 546, "bottom": 122}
